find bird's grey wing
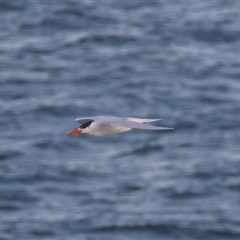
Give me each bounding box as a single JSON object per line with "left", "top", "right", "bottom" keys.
{"left": 94, "top": 116, "right": 161, "bottom": 123}
{"left": 103, "top": 119, "right": 173, "bottom": 130}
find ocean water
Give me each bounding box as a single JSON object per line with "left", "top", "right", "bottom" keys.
{"left": 1, "top": 1, "right": 240, "bottom": 239}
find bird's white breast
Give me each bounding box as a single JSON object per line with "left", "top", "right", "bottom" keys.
{"left": 84, "top": 122, "right": 131, "bottom": 136}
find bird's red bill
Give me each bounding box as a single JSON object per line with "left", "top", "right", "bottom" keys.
{"left": 68, "top": 129, "right": 82, "bottom": 137}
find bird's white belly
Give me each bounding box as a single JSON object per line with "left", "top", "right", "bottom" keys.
{"left": 87, "top": 123, "right": 131, "bottom": 136}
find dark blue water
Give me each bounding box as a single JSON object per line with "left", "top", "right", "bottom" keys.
{"left": 1, "top": 1, "right": 240, "bottom": 239}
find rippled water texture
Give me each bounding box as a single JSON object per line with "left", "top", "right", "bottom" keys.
{"left": 1, "top": 1, "right": 240, "bottom": 239}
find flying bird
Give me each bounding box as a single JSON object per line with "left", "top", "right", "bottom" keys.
{"left": 68, "top": 116, "right": 173, "bottom": 137}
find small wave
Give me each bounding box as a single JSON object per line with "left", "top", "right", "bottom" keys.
{"left": 1, "top": 188, "right": 38, "bottom": 203}
{"left": 111, "top": 143, "right": 164, "bottom": 159}
{"left": 34, "top": 104, "right": 76, "bottom": 117}
{"left": 29, "top": 229, "right": 54, "bottom": 237}
{"left": 64, "top": 31, "right": 138, "bottom": 48}
{"left": 33, "top": 139, "right": 69, "bottom": 151}
{"left": 94, "top": 222, "right": 181, "bottom": 234}
{"left": 187, "top": 27, "right": 240, "bottom": 43}
{"left": 0, "top": 204, "right": 20, "bottom": 211}
{"left": 0, "top": 1, "right": 25, "bottom": 12}
{"left": 116, "top": 182, "right": 144, "bottom": 193}
{"left": 0, "top": 150, "right": 22, "bottom": 161}
{"left": 206, "top": 227, "right": 240, "bottom": 239}
{"left": 161, "top": 186, "right": 209, "bottom": 199}
{"left": 94, "top": 221, "right": 240, "bottom": 239}
{"left": 223, "top": 177, "right": 240, "bottom": 191}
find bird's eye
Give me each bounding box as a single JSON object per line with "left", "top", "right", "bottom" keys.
{"left": 80, "top": 120, "right": 93, "bottom": 129}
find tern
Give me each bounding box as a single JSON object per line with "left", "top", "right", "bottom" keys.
{"left": 68, "top": 116, "right": 173, "bottom": 137}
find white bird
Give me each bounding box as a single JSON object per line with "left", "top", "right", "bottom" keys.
{"left": 68, "top": 116, "right": 173, "bottom": 137}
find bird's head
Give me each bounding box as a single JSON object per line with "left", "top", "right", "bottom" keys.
{"left": 68, "top": 120, "right": 93, "bottom": 137}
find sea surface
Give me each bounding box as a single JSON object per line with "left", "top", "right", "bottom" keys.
{"left": 1, "top": 1, "right": 240, "bottom": 239}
